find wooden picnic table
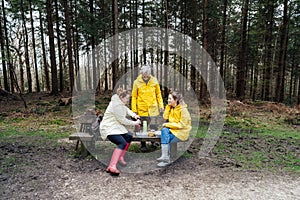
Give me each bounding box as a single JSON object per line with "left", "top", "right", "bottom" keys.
{"left": 69, "top": 117, "right": 184, "bottom": 159}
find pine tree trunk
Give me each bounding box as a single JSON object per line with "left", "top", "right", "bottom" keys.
{"left": 200, "top": 0, "right": 208, "bottom": 101}
{"left": 190, "top": 20, "right": 196, "bottom": 91}
{"left": 54, "top": 0, "right": 64, "bottom": 92}
{"left": 262, "top": 1, "right": 275, "bottom": 101}
{"left": 275, "top": 0, "right": 288, "bottom": 103}
{"left": 0, "top": 7, "right": 9, "bottom": 91}
{"left": 46, "top": 0, "right": 58, "bottom": 95}
{"left": 89, "top": 0, "right": 97, "bottom": 90}
{"left": 29, "top": 0, "right": 40, "bottom": 92}
{"left": 220, "top": 0, "right": 227, "bottom": 83}
{"left": 236, "top": 0, "right": 249, "bottom": 100}
{"left": 39, "top": 8, "right": 50, "bottom": 91}
{"left": 112, "top": 0, "right": 119, "bottom": 88}
{"left": 73, "top": 1, "right": 81, "bottom": 91}
{"left": 142, "top": 0, "right": 146, "bottom": 65}
{"left": 21, "top": 0, "right": 32, "bottom": 93}
{"left": 163, "top": 0, "right": 169, "bottom": 97}
{"left": 64, "top": 0, "right": 74, "bottom": 92}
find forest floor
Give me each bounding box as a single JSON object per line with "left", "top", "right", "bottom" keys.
{"left": 0, "top": 92, "right": 299, "bottom": 200}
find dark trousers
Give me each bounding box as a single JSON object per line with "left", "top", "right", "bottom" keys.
{"left": 107, "top": 132, "right": 133, "bottom": 150}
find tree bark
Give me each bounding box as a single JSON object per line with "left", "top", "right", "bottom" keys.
{"left": 0, "top": 5, "right": 9, "bottom": 91}
{"left": 3, "top": 0, "right": 13, "bottom": 93}
{"left": 112, "top": 0, "right": 119, "bottom": 88}
{"left": 55, "top": 0, "right": 64, "bottom": 92}
{"left": 46, "top": 0, "right": 58, "bottom": 95}
{"left": 29, "top": 0, "right": 40, "bottom": 92}
{"left": 39, "top": 8, "right": 50, "bottom": 91}
{"left": 236, "top": 0, "right": 249, "bottom": 100}
{"left": 200, "top": 0, "right": 209, "bottom": 101}
{"left": 163, "top": 0, "right": 169, "bottom": 97}
{"left": 64, "top": 0, "right": 74, "bottom": 92}
{"left": 21, "top": 0, "right": 32, "bottom": 93}
{"left": 220, "top": 0, "right": 227, "bottom": 87}
{"left": 262, "top": 0, "right": 275, "bottom": 101}
{"left": 275, "top": 0, "right": 288, "bottom": 102}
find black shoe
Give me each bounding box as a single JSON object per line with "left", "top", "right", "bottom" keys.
{"left": 152, "top": 142, "right": 160, "bottom": 148}
{"left": 151, "top": 142, "right": 160, "bottom": 149}
{"left": 140, "top": 141, "right": 147, "bottom": 152}
{"left": 141, "top": 146, "right": 147, "bottom": 152}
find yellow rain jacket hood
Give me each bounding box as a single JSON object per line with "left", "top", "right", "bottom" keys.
{"left": 131, "top": 75, "right": 164, "bottom": 116}
{"left": 163, "top": 103, "right": 192, "bottom": 141}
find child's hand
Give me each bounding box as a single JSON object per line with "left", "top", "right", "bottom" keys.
{"left": 135, "top": 119, "right": 141, "bottom": 125}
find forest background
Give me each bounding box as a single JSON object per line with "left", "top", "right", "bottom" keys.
{"left": 0, "top": 1, "right": 300, "bottom": 199}
{"left": 0, "top": 0, "right": 299, "bottom": 105}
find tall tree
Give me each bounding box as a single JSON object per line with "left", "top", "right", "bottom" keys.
{"left": 39, "top": 7, "right": 50, "bottom": 91}
{"left": 220, "top": 0, "right": 228, "bottom": 85}
{"left": 200, "top": 0, "right": 209, "bottom": 100}
{"left": 55, "top": 0, "right": 64, "bottom": 92}
{"left": 236, "top": 0, "right": 249, "bottom": 100}
{"left": 163, "top": 0, "right": 169, "bottom": 97}
{"left": 20, "top": 0, "right": 32, "bottom": 93}
{"left": 46, "top": 0, "right": 58, "bottom": 95}
{"left": 275, "top": 0, "right": 289, "bottom": 102}
{"left": 0, "top": 3, "right": 9, "bottom": 91}
{"left": 262, "top": 0, "right": 275, "bottom": 101}
{"left": 29, "top": 0, "right": 40, "bottom": 92}
{"left": 90, "top": 0, "right": 97, "bottom": 90}
{"left": 112, "top": 0, "right": 119, "bottom": 88}
{"left": 2, "top": 0, "right": 14, "bottom": 93}
{"left": 63, "top": 0, "right": 74, "bottom": 92}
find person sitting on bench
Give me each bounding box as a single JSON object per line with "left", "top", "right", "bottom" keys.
{"left": 157, "top": 90, "right": 191, "bottom": 167}
{"left": 100, "top": 88, "right": 141, "bottom": 176}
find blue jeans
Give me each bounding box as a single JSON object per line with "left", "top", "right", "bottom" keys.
{"left": 107, "top": 132, "right": 133, "bottom": 149}
{"left": 160, "top": 127, "right": 180, "bottom": 144}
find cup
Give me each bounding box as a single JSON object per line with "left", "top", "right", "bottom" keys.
{"left": 142, "top": 121, "right": 147, "bottom": 133}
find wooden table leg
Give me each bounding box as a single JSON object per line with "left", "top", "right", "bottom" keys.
{"left": 170, "top": 142, "right": 177, "bottom": 160}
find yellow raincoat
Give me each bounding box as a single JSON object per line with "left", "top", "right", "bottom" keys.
{"left": 163, "top": 104, "right": 192, "bottom": 141}
{"left": 131, "top": 75, "right": 164, "bottom": 116}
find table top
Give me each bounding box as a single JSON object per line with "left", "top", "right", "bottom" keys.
{"left": 132, "top": 131, "right": 161, "bottom": 141}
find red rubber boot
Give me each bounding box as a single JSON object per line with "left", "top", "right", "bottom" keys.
{"left": 119, "top": 143, "right": 130, "bottom": 165}
{"left": 106, "top": 148, "right": 122, "bottom": 175}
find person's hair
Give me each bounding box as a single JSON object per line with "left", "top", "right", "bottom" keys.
{"left": 140, "top": 65, "right": 151, "bottom": 74}
{"left": 169, "top": 89, "right": 184, "bottom": 105}
{"left": 116, "top": 88, "right": 131, "bottom": 98}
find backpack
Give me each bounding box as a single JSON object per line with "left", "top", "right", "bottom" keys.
{"left": 91, "top": 114, "right": 102, "bottom": 140}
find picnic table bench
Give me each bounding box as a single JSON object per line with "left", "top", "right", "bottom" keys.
{"left": 69, "top": 115, "right": 186, "bottom": 159}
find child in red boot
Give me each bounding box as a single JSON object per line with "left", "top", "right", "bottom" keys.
{"left": 100, "top": 88, "right": 141, "bottom": 175}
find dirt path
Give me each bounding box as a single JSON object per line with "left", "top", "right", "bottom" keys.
{"left": 1, "top": 140, "right": 299, "bottom": 200}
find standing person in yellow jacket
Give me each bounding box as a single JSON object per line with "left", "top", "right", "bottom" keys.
{"left": 131, "top": 65, "right": 164, "bottom": 151}
{"left": 157, "top": 90, "right": 191, "bottom": 167}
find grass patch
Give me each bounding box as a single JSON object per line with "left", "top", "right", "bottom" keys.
{"left": 0, "top": 127, "right": 69, "bottom": 141}
{"left": 182, "top": 151, "right": 193, "bottom": 158}
{"left": 259, "top": 128, "right": 300, "bottom": 140}
{"left": 195, "top": 125, "right": 209, "bottom": 139}
{"left": 41, "top": 118, "right": 68, "bottom": 126}
{"left": 128, "top": 143, "right": 158, "bottom": 153}
{"left": 212, "top": 129, "right": 300, "bottom": 173}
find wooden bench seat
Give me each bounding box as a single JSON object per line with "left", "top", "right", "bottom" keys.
{"left": 69, "top": 132, "right": 94, "bottom": 141}
{"left": 69, "top": 119, "right": 189, "bottom": 160}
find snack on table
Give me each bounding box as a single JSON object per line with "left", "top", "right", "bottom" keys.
{"left": 148, "top": 130, "right": 155, "bottom": 137}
